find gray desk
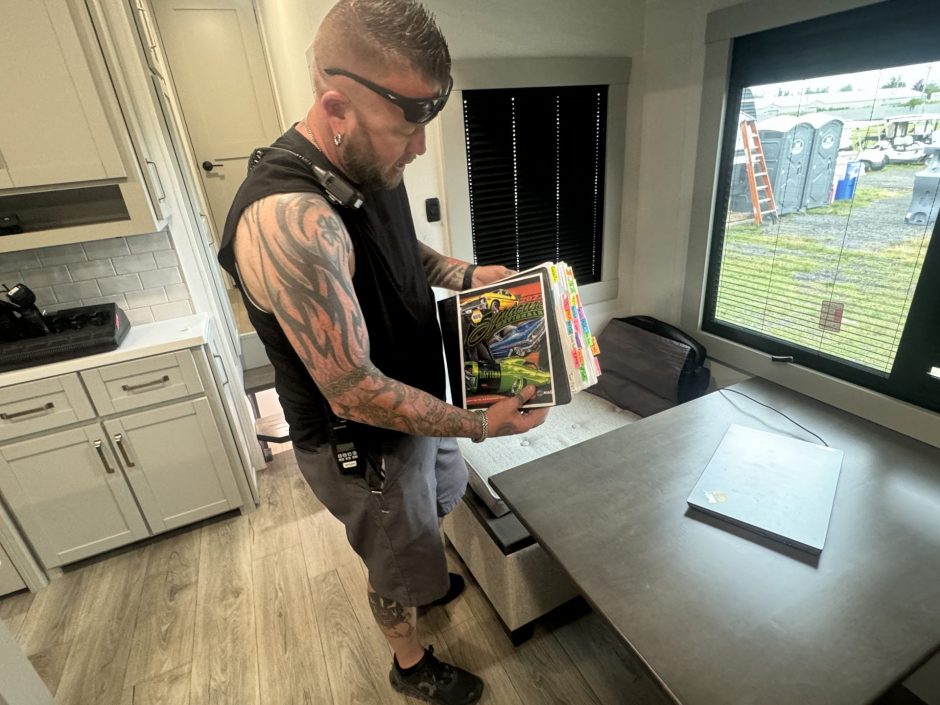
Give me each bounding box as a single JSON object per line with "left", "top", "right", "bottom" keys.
{"left": 490, "top": 378, "right": 940, "bottom": 705}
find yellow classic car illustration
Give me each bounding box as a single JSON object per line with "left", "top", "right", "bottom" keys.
{"left": 463, "top": 288, "right": 518, "bottom": 312}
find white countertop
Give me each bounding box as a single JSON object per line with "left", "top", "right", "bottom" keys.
{"left": 0, "top": 313, "right": 211, "bottom": 388}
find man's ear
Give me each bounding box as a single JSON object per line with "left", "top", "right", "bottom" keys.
{"left": 321, "top": 90, "right": 351, "bottom": 135}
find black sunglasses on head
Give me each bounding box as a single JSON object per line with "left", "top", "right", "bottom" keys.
{"left": 324, "top": 67, "right": 452, "bottom": 124}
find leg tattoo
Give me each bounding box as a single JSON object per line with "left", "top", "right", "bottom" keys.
{"left": 367, "top": 583, "right": 423, "bottom": 669}
{"left": 368, "top": 591, "right": 416, "bottom": 639}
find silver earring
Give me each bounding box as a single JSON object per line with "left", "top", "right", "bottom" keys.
{"left": 333, "top": 133, "right": 343, "bottom": 147}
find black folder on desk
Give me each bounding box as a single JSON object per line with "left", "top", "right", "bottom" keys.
{"left": 687, "top": 424, "right": 843, "bottom": 554}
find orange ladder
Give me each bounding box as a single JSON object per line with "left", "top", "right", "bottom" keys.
{"left": 739, "top": 120, "right": 778, "bottom": 225}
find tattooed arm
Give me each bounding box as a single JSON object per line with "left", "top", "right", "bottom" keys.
{"left": 418, "top": 242, "right": 515, "bottom": 291}
{"left": 418, "top": 241, "right": 467, "bottom": 290}
{"left": 239, "top": 192, "right": 547, "bottom": 439}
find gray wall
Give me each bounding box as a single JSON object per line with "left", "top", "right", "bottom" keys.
{"left": 0, "top": 232, "right": 193, "bottom": 325}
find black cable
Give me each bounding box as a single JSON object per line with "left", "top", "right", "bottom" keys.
{"left": 718, "top": 388, "right": 829, "bottom": 447}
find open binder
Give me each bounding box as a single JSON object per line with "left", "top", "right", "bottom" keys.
{"left": 438, "top": 262, "right": 601, "bottom": 409}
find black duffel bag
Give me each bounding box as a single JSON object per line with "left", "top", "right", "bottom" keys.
{"left": 587, "top": 315, "right": 711, "bottom": 416}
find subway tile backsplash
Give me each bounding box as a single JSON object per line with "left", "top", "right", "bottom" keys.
{"left": 127, "top": 231, "right": 171, "bottom": 253}
{"left": 113, "top": 252, "right": 158, "bottom": 275}
{"left": 0, "top": 233, "right": 193, "bottom": 326}
{"left": 139, "top": 267, "right": 182, "bottom": 288}
{"left": 82, "top": 238, "right": 131, "bottom": 260}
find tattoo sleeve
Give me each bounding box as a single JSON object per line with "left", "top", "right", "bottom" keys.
{"left": 418, "top": 241, "right": 473, "bottom": 291}
{"left": 248, "top": 193, "right": 483, "bottom": 439}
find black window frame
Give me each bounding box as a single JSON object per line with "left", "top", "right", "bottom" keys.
{"left": 703, "top": 0, "right": 940, "bottom": 414}
{"left": 462, "top": 84, "right": 608, "bottom": 285}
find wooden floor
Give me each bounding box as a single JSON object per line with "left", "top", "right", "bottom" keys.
{"left": 0, "top": 450, "right": 669, "bottom": 705}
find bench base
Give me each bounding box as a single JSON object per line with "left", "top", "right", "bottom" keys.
{"left": 443, "top": 496, "right": 578, "bottom": 642}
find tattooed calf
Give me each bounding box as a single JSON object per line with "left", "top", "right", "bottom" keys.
{"left": 368, "top": 592, "right": 416, "bottom": 639}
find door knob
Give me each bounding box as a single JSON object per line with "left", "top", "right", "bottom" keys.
{"left": 202, "top": 160, "right": 223, "bottom": 172}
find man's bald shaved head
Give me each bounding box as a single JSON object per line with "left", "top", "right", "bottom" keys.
{"left": 308, "top": 0, "right": 450, "bottom": 94}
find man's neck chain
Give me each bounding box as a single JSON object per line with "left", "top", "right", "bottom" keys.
{"left": 300, "top": 120, "right": 321, "bottom": 151}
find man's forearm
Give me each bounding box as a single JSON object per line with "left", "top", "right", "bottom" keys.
{"left": 418, "top": 242, "right": 472, "bottom": 290}
{"left": 322, "top": 363, "right": 483, "bottom": 439}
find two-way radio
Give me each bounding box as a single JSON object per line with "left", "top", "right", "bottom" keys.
{"left": 323, "top": 403, "right": 387, "bottom": 487}
{"left": 324, "top": 410, "right": 368, "bottom": 476}
{"left": 247, "top": 146, "right": 365, "bottom": 210}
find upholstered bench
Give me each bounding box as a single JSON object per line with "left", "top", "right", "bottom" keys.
{"left": 443, "top": 392, "right": 637, "bottom": 642}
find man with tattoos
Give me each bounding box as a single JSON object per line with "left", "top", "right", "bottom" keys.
{"left": 217, "top": 1, "right": 547, "bottom": 703}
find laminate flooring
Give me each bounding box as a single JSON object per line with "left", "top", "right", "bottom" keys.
{"left": 0, "top": 450, "right": 670, "bottom": 705}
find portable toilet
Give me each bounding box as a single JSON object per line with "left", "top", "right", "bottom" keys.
{"left": 904, "top": 150, "right": 940, "bottom": 225}
{"left": 758, "top": 115, "right": 814, "bottom": 215}
{"left": 728, "top": 88, "right": 760, "bottom": 213}
{"left": 729, "top": 159, "right": 752, "bottom": 213}
{"left": 801, "top": 114, "right": 844, "bottom": 210}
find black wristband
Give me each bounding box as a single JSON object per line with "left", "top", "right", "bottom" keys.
{"left": 462, "top": 264, "right": 477, "bottom": 290}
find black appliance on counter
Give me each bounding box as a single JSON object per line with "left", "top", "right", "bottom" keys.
{"left": 0, "top": 283, "right": 131, "bottom": 372}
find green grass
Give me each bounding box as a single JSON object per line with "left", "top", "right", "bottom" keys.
{"left": 809, "top": 185, "right": 899, "bottom": 216}
{"left": 715, "top": 223, "right": 931, "bottom": 372}
{"left": 884, "top": 162, "right": 925, "bottom": 173}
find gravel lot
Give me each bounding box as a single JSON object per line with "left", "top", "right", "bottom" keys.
{"left": 763, "top": 163, "right": 932, "bottom": 251}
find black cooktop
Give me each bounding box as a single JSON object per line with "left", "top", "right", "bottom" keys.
{"left": 0, "top": 303, "right": 131, "bottom": 372}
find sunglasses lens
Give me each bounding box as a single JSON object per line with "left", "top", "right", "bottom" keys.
{"left": 407, "top": 95, "right": 448, "bottom": 124}
{"left": 326, "top": 67, "right": 451, "bottom": 124}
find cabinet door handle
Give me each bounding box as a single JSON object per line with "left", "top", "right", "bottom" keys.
{"left": 94, "top": 440, "right": 115, "bottom": 474}
{"left": 213, "top": 353, "right": 229, "bottom": 386}
{"left": 121, "top": 375, "right": 170, "bottom": 392}
{"left": 114, "top": 434, "right": 136, "bottom": 468}
{"left": 0, "top": 402, "right": 54, "bottom": 420}
{"left": 144, "top": 158, "right": 166, "bottom": 202}
{"left": 199, "top": 214, "right": 214, "bottom": 246}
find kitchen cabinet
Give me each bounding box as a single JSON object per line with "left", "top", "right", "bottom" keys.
{"left": 0, "top": 0, "right": 125, "bottom": 189}
{"left": 0, "top": 0, "right": 168, "bottom": 251}
{"left": 101, "top": 399, "right": 241, "bottom": 533}
{"left": 130, "top": 0, "right": 169, "bottom": 80}
{"left": 0, "top": 375, "right": 95, "bottom": 444}
{"left": 0, "top": 316, "right": 253, "bottom": 573}
{"left": 0, "top": 544, "right": 26, "bottom": 596}
{"left": 0, "top": 424, "right": 150, "bottom": 567}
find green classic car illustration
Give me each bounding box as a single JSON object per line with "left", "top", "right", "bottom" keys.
{"left": 464, "top": 357, "right": 551, "bottom": 396}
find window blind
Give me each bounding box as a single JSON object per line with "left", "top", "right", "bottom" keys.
{"left": 729, "top": 0, "right": 940, "bottom": 89}
{"left": 703, "top": 0, "right": 940, "bottom": 413}
{"left": 462, "top": 85, "right": 607, "bottom": 284}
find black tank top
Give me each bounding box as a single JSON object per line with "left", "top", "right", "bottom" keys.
{"left": 218, "top": 127, "right": 445, "bottom": 450}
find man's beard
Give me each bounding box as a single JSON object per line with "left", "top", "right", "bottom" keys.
{"left": 341, "top": 128, "right": 403, "bottom": 190}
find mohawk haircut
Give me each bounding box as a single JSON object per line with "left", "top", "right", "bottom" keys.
{"left": 310, "top": 0, "right": 451, "bottom": 89}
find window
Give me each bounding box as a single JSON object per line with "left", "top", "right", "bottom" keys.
{"left": 702, "top": 0, "right": 940, "bottom": 413}
{"left": 462, "top": 85, "right": 607, "bottom": 284}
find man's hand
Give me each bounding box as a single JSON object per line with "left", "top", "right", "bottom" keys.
{"left": 472, "top": 265, "right": 516, "bottom": 287}
{"left": 483, "top": 384, "right": 549, "bottom": 438}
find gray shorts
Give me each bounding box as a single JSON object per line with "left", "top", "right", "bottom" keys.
{"left": 293, "top": 435, "right": 468, "bottom": 606}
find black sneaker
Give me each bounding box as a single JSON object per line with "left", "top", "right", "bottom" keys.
{"left": 389, "top": 646, "right": 483, "bottom": 705}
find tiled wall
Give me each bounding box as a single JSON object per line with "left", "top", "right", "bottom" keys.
{"left": 0, "top": 232, "right": 193, "bottom": 326}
